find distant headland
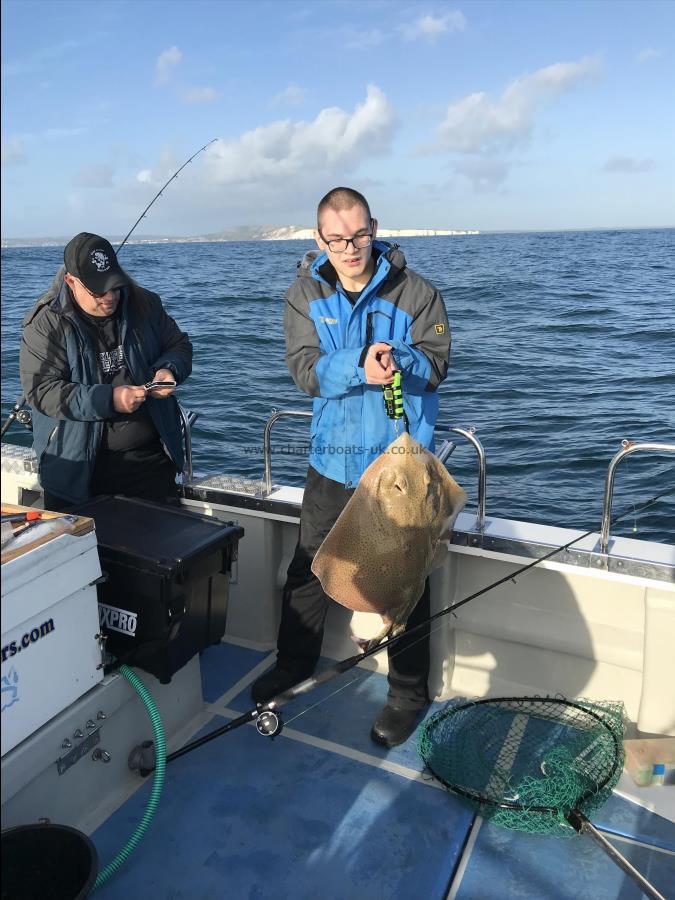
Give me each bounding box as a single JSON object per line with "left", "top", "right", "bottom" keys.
{"left": 1, "top": 225, "right": 480, "bottom": 249}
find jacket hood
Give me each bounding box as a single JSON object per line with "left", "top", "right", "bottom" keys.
{"left": 22, "top": 267, "right": 67, "bottom": 327}
{"left": 298, "top": 250, "right": 319, "bottom": 271}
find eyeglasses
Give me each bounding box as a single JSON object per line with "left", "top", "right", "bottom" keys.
{"left": 72, "top": 277, "right": 120, "bottom": 300}
{"left": 318, "top": 226, "right": 374, "bottom": 254}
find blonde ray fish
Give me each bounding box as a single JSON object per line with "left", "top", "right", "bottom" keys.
{"left": 311, "top": 432, "right": 467, "bottom": 649}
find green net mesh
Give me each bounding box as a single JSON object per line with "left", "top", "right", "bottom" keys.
{"left": 417, "top": 697, "right": 625, "bottom": 835}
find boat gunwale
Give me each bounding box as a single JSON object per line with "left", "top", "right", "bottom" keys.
{"left": 180, "top": 481, "right": 675, "bottom": 585}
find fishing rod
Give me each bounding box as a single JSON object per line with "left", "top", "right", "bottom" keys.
{"left": 154, "top": 484, "right": 674, "bottom": 769}
{"left": 116, "top": 139, "right": 217, "bottom": 252}
{"left": 0, "top": 138, "right": 217, "bottom": 438}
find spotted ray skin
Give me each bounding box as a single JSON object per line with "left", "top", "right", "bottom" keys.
{"left": 312, "top": 432, "right": 467, "bottom": 644}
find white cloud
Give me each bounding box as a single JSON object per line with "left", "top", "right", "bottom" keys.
{"left": 1, "top": 136, "right": 26, "bottom": 166}
{"left": 182, "top": 87, "right": 219, "bottom": 104}
{"left": 155, "top": 46, "right": 182, "bottom": 86}
{"left": 75, "top": 163, "right": 115, "bottom": 188}
{"left": 433, "top": 56, "right": 601, "bottom": 154}
{"left": 455, "top": 158, "right": 511, "bottom": 191}
{"left": 339, "top": 13, "right": 463, "bottom": 51}
{"left": 134, "top": 148, "right": 179, "bottom": 187}
{"left": 203, "top": 84, "right": 396, "bottom": 186}
{"left": 271, "top": 84, "right": 307, "bottom": 107}
{"left": 602, "top": 156, "right": 656, "bottom": 174}
{"left": 399, "top": 11, "right": 466, "bottom": 42}
{"left": 636, "top": 48, "right": 662, "bottom": 63}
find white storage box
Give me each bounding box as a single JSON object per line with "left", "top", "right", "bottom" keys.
{"left": 1, "top": 514, "right": 104, "bottom": 756}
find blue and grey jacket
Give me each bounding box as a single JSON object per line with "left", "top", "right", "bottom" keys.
{"left": 284, "top": 241, "right": 450, "bottom": 486}
{"left": 20, "top": 267, "right": 193, "bottom": 503}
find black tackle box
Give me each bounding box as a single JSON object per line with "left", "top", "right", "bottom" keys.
{"left": 69, "top": 496, "right": 244, "bottom": 683}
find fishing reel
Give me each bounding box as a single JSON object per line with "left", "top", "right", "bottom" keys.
{"left": 15, "top": 409, "right": 33, "bottom": 431}
{"left": 0, "top": 399, "right": 32, "bottom": 438}
{"left": 255, "top": 707, "right": 283, "bottom": 739}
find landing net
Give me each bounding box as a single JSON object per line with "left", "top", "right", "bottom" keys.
{"left": 417, "top": 696, "right": 625, "bottom": 834}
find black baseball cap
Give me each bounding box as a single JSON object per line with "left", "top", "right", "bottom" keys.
{"left": 63, "top": 232, "right": 131, "bottom": 295}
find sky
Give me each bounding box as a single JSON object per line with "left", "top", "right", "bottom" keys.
{"left": 1, "top": 0, "right": 674, "bottom": 238}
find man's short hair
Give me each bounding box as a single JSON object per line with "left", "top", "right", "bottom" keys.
{"left": 317, "top": 187, "right": 371, "bottom": 228}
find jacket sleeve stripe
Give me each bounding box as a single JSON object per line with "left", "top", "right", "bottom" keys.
{"left": 410, "top": 287, "right": 450, "bottom": 391}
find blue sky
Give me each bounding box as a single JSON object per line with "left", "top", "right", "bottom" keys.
{"left": 2, "top": 0, "right": 673, "bottom": 237}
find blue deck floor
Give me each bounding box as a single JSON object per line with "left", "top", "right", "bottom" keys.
{"left": 93, "top": 643, "right": 675, "bottom": 899}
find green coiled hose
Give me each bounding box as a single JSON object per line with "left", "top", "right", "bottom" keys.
{"left": 94, "top": 664, "right": 166, "bottom": 890}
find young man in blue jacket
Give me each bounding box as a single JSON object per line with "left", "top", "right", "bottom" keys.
{"left": 20, "top": 232, "right": 192, "bottom": 511}
{"left": 252, "top": 188, "right": 451, "bottom": 747}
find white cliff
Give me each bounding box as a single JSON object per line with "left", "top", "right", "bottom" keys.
{"left": 1, "top": 226, "right": 480, "bottom": 249}
{"left": 260, "top": 226, "right": 479, "bottom": 240}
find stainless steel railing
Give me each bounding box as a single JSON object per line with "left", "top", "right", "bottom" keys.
{"left": 437, "top": 425, "right": 487, "bottom": 532}
{"left": 178, "top": 404, "right": 200, "bottom": 481}
{"left": 261, "top": 412, "right": 487, "bottom": 530}
{"left": 599, "top": 440, "right": 675, "bottom": 552}
{"left": 263, "top": 409, "right": 313, "bottom": 494}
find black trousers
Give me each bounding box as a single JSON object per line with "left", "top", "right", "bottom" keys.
{"left": 277, "top": 466, "right": 431, "bottom": 710}
{"left": 43, "top": 455, "right": 178, "bottom": 512}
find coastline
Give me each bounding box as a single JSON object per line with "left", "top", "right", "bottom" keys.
{"left": 0, "top": 227, "right": 479, "bottom": 249}
{"left": 2, "top": 224, "right": 673, "bottom": 250}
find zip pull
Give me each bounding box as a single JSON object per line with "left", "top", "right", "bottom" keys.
{"left": 366, "top": 313, "right": 374, "bottom": 345}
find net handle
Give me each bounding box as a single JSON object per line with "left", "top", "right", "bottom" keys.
{"left": 567, "top": 811, "right": 666, "bottom": 900}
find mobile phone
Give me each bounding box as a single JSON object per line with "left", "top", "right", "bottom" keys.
{"left": 144, "top": 380, "right": 177, "bottom": 391}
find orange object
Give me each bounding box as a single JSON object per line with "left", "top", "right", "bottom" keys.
{"left": 1, "top": 510, "right": 42, "bottom": 524}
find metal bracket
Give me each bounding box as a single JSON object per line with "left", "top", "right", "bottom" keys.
{"left": 56, "top": 727, "right": 101, "bottom": 775}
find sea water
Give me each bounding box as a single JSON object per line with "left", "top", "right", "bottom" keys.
{"left": 2, "top": 229, "right": 674, "bottom": 543}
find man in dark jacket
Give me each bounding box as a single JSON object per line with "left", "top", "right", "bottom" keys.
{"left": 20, "top": 232, "right": 192, "bottom": 510}
{"left": 251, "top": 188, "right": 451, "bottom": 748}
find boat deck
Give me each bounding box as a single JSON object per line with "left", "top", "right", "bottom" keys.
{"left": 93, "top": 642, "right": 674, "bottom": 899}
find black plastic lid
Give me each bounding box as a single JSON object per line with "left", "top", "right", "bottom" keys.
{"left": 69, "top": 495, "right": 244, "bottom": 576}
